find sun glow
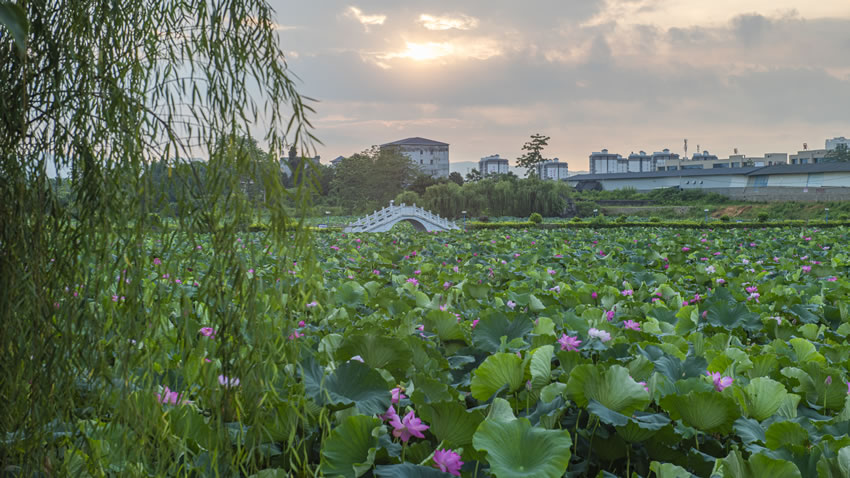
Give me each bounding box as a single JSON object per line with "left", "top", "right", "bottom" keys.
{"left": 397, "top": 42, "right": 454, "bottom": 61}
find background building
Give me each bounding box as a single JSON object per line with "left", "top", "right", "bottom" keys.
{"left": 380, "top": 137, "right": 449, "bottom": 178}
{"left": 589, "top": 149, "right": 623, "bottom": 174}
{"left": 568, "top": 162, "right": 850, "bottom": 201}
{"left": 826, "top": 137, "right": 850, "bottom": 150}
{"left": 656, "top": 152, "right": 787, "bottom": 170}
{"left": 537, "top": 158, "right": 569, "bottom": 180}
{"left": 591, "top": 148, "right": 678, "bottom": 174}
{"left": 478, "top": 154, "right": 510, "bottom": 176}
{"left": 790, "top": 149, "right": 829, "bottom": 165}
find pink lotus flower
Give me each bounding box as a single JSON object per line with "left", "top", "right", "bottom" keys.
{"left": 707, "top": 371, "right": 733, "bottom": 391}
{"left": 390, "top": 387, "right": 406, "bottom": 404}
{"left": 506, "top": 300, "right": 516, "bottom": 310}
{"left": 558, "top": 334, "right": 581, "bottom": 351}
{"left": 389, "top": 410, "right": 429, "bottom": 443}
{"left": 289, "top": 330, "right": 304, "bottom": 340}
{"left": 588, "top": 328, "right": 611, "bottom": 342}
{"left": 802, "top": 265, "right": 812, "bottom": 273}
{"left": 828, "top": 276, "right": 838, "bottom": 282}
{"left": 153, "top": 258, "right": 162, "bottom": 265}
{"left": 682, "top": 246, "right": 690, "bottom": 252}
{"left": 306, "top": 301, "right": 318, "bottom": 308}
{"left": 199, "top": 327, "right": 216, "bottom": 338}
{"left": 406, "top": 278, "right": 419, "bottom": 286}
{"left": 433, "top": 449, "right": 464, "bottom": 476}
{"left": 350, "top": 355, "right": 365, "bottom": 362}
{"left": 218, "top": 375, "right": 240, "bottom": 388}
{"left": 623, "top": 320, "right": 641, "bottom": 331}
{"left": 745, "top": 286, "right": 758, "bottom": 294}
{"left": 156, "top": 386, "right": 186, "bottom": 405}
{"left": 330, "top": 245, "right": 339, "bottom": 251}
{"left": 606, "top": 310, "right": 615, "bottom": 321}
{"left": 380, "top": 405, "right": 398, "bottom": 422}
{"left": 591, "top": 292, "right": 598, "bottom": 299}
{"left": 471, "top": 318, "right": 479, "bottom": 328}
{"left": 621, "top": 289, "right": 633, "bottom": 297}
{"left": 638, "top": 381, "right": 649, "bottom": 393}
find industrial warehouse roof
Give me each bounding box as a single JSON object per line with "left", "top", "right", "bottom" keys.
{"left": 381, "top": 137, "right": 448, "bottom": 147}
{"left": 569, "top": 162, "right": 850, "bottom": 181}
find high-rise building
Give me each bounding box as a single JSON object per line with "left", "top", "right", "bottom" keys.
{"left": 478, "top": 154, "right": 510, "bottom": 176}
{"left": 536, "top": 158, "right": 569, "bottom": 180}
{"left": 826, "top": 137, "right": 850, "bottom": 151}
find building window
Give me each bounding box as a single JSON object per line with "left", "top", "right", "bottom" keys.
{"left": 420, "top": 150, "right": 424, "bottom": 154}
{"left": 801, "top": 159, "right": 808, "bottom": 164}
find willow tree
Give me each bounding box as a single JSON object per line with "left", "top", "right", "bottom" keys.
{"left": 1, "top": 0, "right": 319, "bottom": 474}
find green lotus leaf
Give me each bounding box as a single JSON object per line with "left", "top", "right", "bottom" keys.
{"left": 334, "top": 281, "right": 366, "bottom": 307}
{"left": 529, "top": 345, "right": 553, "bottom": 389}
{"left": 765, "top": 421, "right": 809, "bottom": 450}
{"left": 540, "top": 382, "right": 566, "bottom": 403}
{"left": 712, "top": 450, "right": 802, "bottom": 478}
{"left": 649, "top": 461, "right": 694, "bottom": 478}
{"left": 470, "top": 353, "right": 524, "bottom": 401}
{"left": 743, "top": 377, "right": 789, "bottom": 421}
{"left": 336, "top": 333, "right": 414, "bottom": 376}
{"left": 789, "top": 338, "right": 825, "bottom": 364}
{"left": 473, "top": 416, "right": 572, "bottom": 478}
{"left": 660, "top": 391, "right": 740, "bottom": 434}
{"left": 423, "top": 310, "right": 465, "bottom": 341}
{"left": 419, "top": 400, "right": 485, "bottom": 447}
{"left": 733, "top": 417, "right": 765, "bottom": 444}
{"left": 320, "top": 415, "right": 382, "bottom": 478}
{"left": 302, "top": 359, "right": 391, "bottom": 415}
{"left": 839, "top": 446, "right": 850, "bottom": 477}
{"left": 566, "top": 364, "right": 649, "bottom": 415}
{"left": 472, "top": 313, "right": 533, "bottom": 353}
{"left": 705, "top": 301, "right": 762, "bottom": 332}
{"left": 374, "top": 464, "right": 456, "bottom": 477}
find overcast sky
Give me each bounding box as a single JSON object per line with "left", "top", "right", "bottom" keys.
{"left": 271, "top": 0, "right": 850, "bottom": 171}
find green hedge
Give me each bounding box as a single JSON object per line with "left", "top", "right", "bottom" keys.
{"left": 466, "top": 220, "right": 850, "bottom": 230}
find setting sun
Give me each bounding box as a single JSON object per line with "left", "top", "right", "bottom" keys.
{"left": 397, "top": 41, "right": 453, "bottom": 61}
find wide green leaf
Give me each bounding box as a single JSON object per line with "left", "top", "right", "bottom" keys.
{"left": 320, "top": 415, "right": 382, "bottom": 478}
{"left": 303, "top": 359, "right": 391, "bottom": 415}
{"left": 419, "top": 400, "right": 485, "bottom": 447}
{"left": 650, "top": 461, "right": 694, "bottom": 478}
{"left": 529, "top": 345, "right": 553, "bottom": 389}
{"left": 473, "top": 416, "right": 572, "bottom": 478}
{"left": 660, "top": 391, "right": 740, "bottom": 434}
{"left": 470, "top": 353, "right": 524, "bottom": 401}
{"left": 472, "top": 313, "right": 533, "bottom": 353}
{"left": 743, "top": 377, "right": 788, "bottom": 421}
{"left": 374, "top": 464, "right": 455, "bottom": 477}
{"left": 566, "top": 364, "right": 649, "bottom": 414}
{"left": 336, "top": 333, "right": 414, "bottom": 376}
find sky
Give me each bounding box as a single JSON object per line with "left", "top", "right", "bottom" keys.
{"left": 271, "top": 0, "right": 850, "bottom": 172}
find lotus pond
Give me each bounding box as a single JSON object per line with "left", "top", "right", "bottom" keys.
{"left": 35, "top": 226, "right": 850, "bottom": 477}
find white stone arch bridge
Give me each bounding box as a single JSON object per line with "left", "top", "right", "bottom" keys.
{"left": 343, "top": 201, "right": 460, "bottom": 233}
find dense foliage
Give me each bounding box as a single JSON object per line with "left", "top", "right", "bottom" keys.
{"left": 9, "top": 224, "right": 850, "bottom": 476}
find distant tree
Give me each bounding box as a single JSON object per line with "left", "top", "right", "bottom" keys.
{"left": 448, "top": 171, "right": 464, "bottom": 186}
{"left": 516, "top": 133, "right": 551, "bottom": 178}
{"left": 407, "top": 173, "right": 442, "bottom": 195}
{"left": 825, "top": 144, "right": 850, "bottom": 162}
{"left": 465, "top": 168, "right": 482, "bottom": 182}
{"left": 331, "top": 146, "right": 418, "bottom": 213}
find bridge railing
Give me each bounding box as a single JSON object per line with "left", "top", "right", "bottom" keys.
{"left": 344, "top": 202, "right": 459, "bottom": 232}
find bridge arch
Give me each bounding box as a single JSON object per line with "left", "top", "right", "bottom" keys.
{"left": 343, "top": 202, "right": 459, "bottom": 233}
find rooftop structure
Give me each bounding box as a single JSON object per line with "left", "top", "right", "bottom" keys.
{"left": 826, "top": 137, "right": 850, "bottom": 151}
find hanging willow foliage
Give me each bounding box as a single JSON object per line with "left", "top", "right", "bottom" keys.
{"left": 0, "top": 0, "right": 320, "bottom": 474}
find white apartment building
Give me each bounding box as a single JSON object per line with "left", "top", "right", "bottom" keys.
{"left": 478, "top": 154, "right": 510, "bottom": 176}
{"left": 380, "top": 137, "right": 450, "bottom": 178}
{"left": 826, "top": 137, "right": 850, "bottom": 151}
{"left": 536, "top": 158, "right": 569, "bottom": 180}
{"left": 591, "top": 148, "right": 679, "bottom": 174}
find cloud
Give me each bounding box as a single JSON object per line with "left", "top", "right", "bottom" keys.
{"left": 418, "top": 13, "right": 479, "bottom": 31}
{"left": 345, "top": 6, "right": 386, "bottom": 31}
